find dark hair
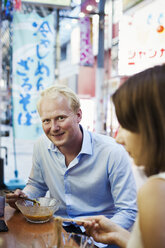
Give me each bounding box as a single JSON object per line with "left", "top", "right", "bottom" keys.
{"left": 112, "top": 65, "right": 165, "bottom": 176}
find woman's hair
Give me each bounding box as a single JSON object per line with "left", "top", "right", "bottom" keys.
{"left": 37, "top": 84, "right": 80, "bottom": 114}
{"left": 112, "top": 64, "right": 165, "bottom": 176}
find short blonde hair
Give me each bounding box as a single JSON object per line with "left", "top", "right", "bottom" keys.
{"left": 37, "top": 84, "right": 80, "bottom": 114}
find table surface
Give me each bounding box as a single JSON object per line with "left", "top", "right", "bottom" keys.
{"left": 0, "top": 206, "right": 82, "bottom": 248}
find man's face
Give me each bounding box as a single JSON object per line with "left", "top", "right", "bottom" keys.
{"left": 39, "top": 94, "right": 82, "bottom": 149}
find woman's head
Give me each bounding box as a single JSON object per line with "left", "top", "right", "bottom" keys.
{"left": 37, "top": 84, "right": 80, "bottom": 115}
{"left": 112, "top": 64, "right": 165, "bottom": 176}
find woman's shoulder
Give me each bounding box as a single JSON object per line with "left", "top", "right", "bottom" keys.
{"left": 137, "top": 174, "right": 165, "bottom": 247}
{"left": 137, "top": 174, "right": 165, "bottom": 224}
{"left": 138, "top": 174, "right": 165, "bottom": 231}
{"left": 138, "top": 173, "right": 165, "bottom": 201}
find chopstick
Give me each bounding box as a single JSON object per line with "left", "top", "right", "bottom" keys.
{"left": 54, "top": 217, "right": 89, "bottom": 224}
{"left": 4, "top": 191, "right": 40, "bottom": 205}
{"left": 17, "top": 196, "right": 40, "bottom": 205}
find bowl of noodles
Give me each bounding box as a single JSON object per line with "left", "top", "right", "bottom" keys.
{"left": 16, "top": 197, "right": 60, "bottom": 223}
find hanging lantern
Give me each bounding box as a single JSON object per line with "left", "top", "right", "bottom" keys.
{"left": 157, "top": 25, "right": 164, "bottom": 33}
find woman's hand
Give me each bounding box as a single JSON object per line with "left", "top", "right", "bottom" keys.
{"left": 79, "top": 215, "right": 130, "bottom": 248}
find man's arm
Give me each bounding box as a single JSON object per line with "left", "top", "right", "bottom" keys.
{"left": 23, "top": 141, "right": 48, "bottom": 198}
{"left": 108, "top": 144, "right": 138, "bottom": 230}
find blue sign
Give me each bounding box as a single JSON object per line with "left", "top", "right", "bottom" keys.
{"left": 12, "top": 11, "right": 55, "bottom": 139}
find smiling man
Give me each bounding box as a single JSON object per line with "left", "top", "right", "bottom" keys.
{"left": 38, "top": 88, "right": 83, "bottom": 166}
{"left": 6, "top": 85, "right": 137, "bottom": 244}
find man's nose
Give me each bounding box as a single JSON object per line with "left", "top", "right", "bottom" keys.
{"left": 51, "top": 120, "right": 60, "bottom": 131}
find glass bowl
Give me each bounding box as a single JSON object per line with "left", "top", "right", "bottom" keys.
{"left": 16, "top": 197, "right": 60, "bottom": 223}
{"left": 56, "top": 232, "right": 94, "bottom": 248}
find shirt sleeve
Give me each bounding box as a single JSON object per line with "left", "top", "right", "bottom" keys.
{"left": 108, "top": 144, "right": 138, "bottom": 230}
{"left": 23, "top": 140, "right": 48, "bottom": 198}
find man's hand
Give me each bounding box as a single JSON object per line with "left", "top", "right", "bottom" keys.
{"left": 5, "top": 189, "right": 27, "bottom": 210}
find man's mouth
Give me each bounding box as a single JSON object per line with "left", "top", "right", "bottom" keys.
{"left": 52, "top": 132, "right": 65, "bottom": 137}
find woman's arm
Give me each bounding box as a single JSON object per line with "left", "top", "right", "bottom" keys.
{"left": 80, "top": 215, "right": 130, "bottom": 248}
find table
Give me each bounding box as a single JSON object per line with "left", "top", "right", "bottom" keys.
{"left": 0, "top": 206, "right": 89, "bottom": 248}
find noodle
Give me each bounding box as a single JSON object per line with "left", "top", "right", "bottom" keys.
{"left": 54, "top": 217, "right": 63, "bottom": 248}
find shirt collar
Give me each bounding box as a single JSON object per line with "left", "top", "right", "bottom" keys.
{"left": 80, "top": 125, "right": 93, "bottom": 155}
{"left": 48, "top": 140, "right": 59, "bottom": 152}
{"left": 47, "top": 125, "right": 93, "bottom": 155}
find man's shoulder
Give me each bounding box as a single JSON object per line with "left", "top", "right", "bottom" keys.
{"left": 89, "top": 131, "right": 121, "bottom": 150}
{"left": 82, "top": 128, "right": 126, "bottom": 156}
{"left": 34, "top": 133, "right": 50, "bottom": 147}
{"left": 89, "top": 131, "right": 127, "bottom": 154}
{"left": 91, "top": 131, "right": 117, "bottom": 145}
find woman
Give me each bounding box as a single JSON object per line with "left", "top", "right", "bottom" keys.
{"left": 81, "top": 64, "right": 165, "bottom": 248}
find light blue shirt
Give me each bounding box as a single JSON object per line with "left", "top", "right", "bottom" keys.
{"left": 23, "top": 126, "right": 137, "bottom": 230}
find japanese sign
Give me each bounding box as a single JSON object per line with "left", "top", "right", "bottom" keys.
{"left": 79, "top": 17, "right": 94, "bottom": 67}
{"left": 119, "top": 0, "right": 165, "bottom": 76}
{"left": 12, "top": 11, "right": 55, "bottom": 139}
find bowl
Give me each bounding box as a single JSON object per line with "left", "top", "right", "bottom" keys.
{"left": 16, "top": 197, "right": 60, "bottom": 223}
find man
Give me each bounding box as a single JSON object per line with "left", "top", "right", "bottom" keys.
{"left": 6, "top": 85, "right": 137, "bottom": 232}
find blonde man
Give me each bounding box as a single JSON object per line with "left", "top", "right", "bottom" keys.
{"left": 6, "top": 85, "right": 137, "bottom": 247}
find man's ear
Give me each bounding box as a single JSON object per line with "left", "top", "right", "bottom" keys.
{"left": 76, "top": 109, "right": 82, "bottom": 123}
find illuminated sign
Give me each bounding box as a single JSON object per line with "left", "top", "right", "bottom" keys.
{"left": 119, "top": 0, "right": 165, "bottom": 76}
{"left": 21, "top": 0, "right": 71, "bottom": 8}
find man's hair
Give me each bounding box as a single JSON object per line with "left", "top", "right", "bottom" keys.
{"left": 37, "top": 84, "right": 80, "bottom": 114}
{"left": 112, "top": 64, "right": 165, "bottom": 176}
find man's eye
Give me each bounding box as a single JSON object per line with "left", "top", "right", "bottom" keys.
{"left": 58, "top": 116, "right": 64, "bottom": 121}
{"left": 43, "top": 119, "right": 50, "bottom": 124}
